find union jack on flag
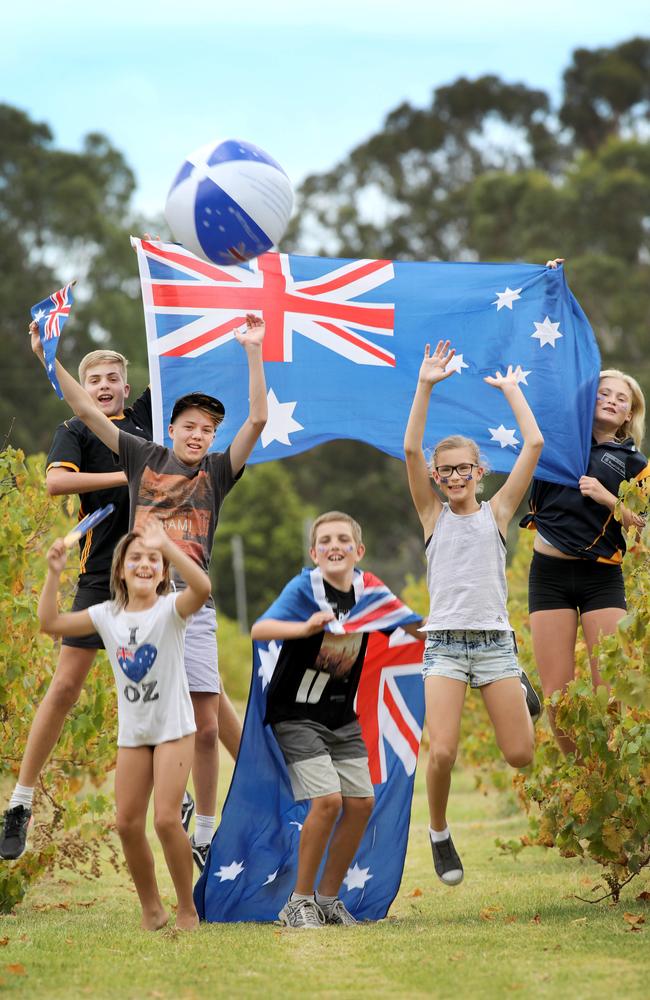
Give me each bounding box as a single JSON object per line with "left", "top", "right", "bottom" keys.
{"left": 30, "top": 282, "right": 75, "bottom": 399}
{"left": 193, "top": 568, "right": 424, "bottom": 923}
{"left": 134, "top": 238, "right": 601, "bottom": 488}
{"left": 357, "top": 630, "right": 423, "bottom": 785}
{"left": 134, "top": 238, "right": 394, "bottom": 366}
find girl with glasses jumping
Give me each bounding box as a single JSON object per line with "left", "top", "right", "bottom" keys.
{"left": 404, "top": 340, "right": 544, "bottom": 887}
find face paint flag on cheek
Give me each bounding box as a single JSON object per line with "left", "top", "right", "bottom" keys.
{"left": 30, "top": 282, "right": 76, "bottom": 399}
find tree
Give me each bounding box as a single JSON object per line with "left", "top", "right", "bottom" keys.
{"left": 0, "top": 105, "right": 152, "bottom": 454}
{"left": 211, "top": 463, "right": 313, "bottom": 625}
{"left": 285, "top": 38, "right": 650, "bottom": 431}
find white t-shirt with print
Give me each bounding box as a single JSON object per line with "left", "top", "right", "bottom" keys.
{"left": 88, "top": 592, "right": 196, "bottom": 748}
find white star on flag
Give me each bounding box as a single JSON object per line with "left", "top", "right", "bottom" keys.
{"left": 33, "top": 309, "right": 45, "bottom": 321}
{"left": 445, "top": 353, "right": 469, "bottom": 375}
{"left": 289, "top": 820, "right": 303, "bottom": 832}
{"left": 343, "top": 863, "right": 373, "bottom": 891}
{"left": 257, "top": 641, "right": 280, "bottom": 690}
{"left": 532, "top": 316, "right": 563, "bottom": 348}
{"left": 263, "top": 869, "right": 278, "bottom": 885}
{"left": 215, "top": 860, "right": 245, "bottom": 882}
{"left": 513, "top": 367, "right": 532, "bottom": 386}
{"left": 492, "top": 287, "right": 522, "bottom": 311}
{"left": 488, "top": 425, "right": 520, "bottom": 449}
{"left": 261, "top": 388, "right": 303, "bottom": 448}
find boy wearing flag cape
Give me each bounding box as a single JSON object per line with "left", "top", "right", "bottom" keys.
{"left": 251, "top": 511, "right": 421, "bottom": 928}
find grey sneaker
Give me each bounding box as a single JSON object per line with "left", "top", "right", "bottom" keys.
{"left": 189, "top": 834, "right": 209, "bottom": 873}
{"left": 521, "top": 670, "right": 542, "bottom": 723}
{"left": 181, "top": 790, "right": 195, "bottom": 833}
{"left": 0, "top": 805, "right": 32, "bottom": 861}
{"left": 278, "top": 896, "right": 325, "bottom": 929}
{"left": 321, "top": 898, "right": 358, "bottom": 925}
{"left": 430, "top": 833, "right": 464, "bottom": 886}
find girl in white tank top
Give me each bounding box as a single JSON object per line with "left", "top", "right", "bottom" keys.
{"left": 404, "top": 340, "right": 544, "bottom": 886}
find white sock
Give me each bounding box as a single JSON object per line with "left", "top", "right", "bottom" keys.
{"left": 9, "top": 785, "right": 34, "bottom": 811}
{"left": 315, "top": 891, "right": 337, "bottom": 908}
{"left": 193, "top": 814, "right": 215, "bottom": 846}
{"left": 429, "top": 825, "right": 450, "bottom": 843}
{"left": 290, "top": 891, "right": 314, "bottom": 903}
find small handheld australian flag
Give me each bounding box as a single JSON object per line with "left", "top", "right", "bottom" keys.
{"left": 30, "top": 282, "right": 75, "bottom": 399}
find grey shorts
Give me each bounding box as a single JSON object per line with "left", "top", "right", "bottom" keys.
{"left": 422, "top": 630, "right": 521, "bottom": 688}
{"left": 184, "top": 605, "right": 221, "bottom": 694}
{"left": 272, "top": 719, "right": 374, "bottom": 801}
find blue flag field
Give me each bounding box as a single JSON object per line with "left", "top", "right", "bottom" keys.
{"left": 133, "top": 238, "right": 601, "bottom": 487}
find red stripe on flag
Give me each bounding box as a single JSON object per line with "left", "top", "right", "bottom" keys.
{"left": 142, "top": 241, "right": 242, "bottom": 283}
{"left": 317, "top": 322, "right": 396, "bottom": 366}
{"left": 383, "top": 681, "right": 420, "bottom": 757}
{"left": 298, "top": 259, "right": 391, "bottom": 296}
{"left": 162, "top": 316, "right": 245, "bottom": 357}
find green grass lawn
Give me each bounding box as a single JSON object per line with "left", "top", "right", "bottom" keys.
{"left": 1, "top": 757, "right": 648, "bottom": 999}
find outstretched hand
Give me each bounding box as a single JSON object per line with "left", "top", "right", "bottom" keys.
{"left": 29, "top": 319, "right": 44, "bottom": 361}
{"left": 302, "top": 609, "right": 336, "bottom": 636}
{"left": 46, "top": 539, "right": 68, "bottom": 575}
{"left": 545, "top": 258, "right": 565, "bottom": 269}
{"left": 137, "top": 517, "right": 169, "bottom": 554}
{"left": 484, "top": 365, "right": 524, "bottom": 391}
{"left": 235, "top": 313, "right": 265, "bottom": 349}
{"left": 418, "top": 340, "right": 456, "bottom": 386}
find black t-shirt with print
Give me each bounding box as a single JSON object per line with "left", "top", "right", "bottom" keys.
{"left": 264, "top": 580, "right": 369, "bottom": 731}
{"left": 520, "top": 437, "right": 649, "bottom": 563}
{"left": 46, "top": 389, "right": 152, "bottom": 585}
{"left": 118, "top": 431, "right": 242, "bottom": 605}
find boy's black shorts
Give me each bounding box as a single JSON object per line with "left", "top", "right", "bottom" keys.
{"left": 61, "top": 584, "right": 110, "bottom": 650}
{"left": 528, "top": 551, "right": 626, "bottom": 615}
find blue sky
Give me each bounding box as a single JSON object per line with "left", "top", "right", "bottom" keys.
{"left": 5, "top": 2, "right": 648, "bottom": 216}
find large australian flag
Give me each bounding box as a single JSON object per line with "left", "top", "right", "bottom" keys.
{"left": 193, "top": 567, "right": 424, "bottom": 923}
{"left": 133, "top": 240, "right": 600, "bottom": 487}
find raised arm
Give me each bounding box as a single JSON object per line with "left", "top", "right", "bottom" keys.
{"left": 403, "top": 341, "right": 456, "bottom": 538}
{"left": 250, "top": 610, "right": 335, "bottom": 642}
{"left": 488, "top": 366, "right": 544, "bottom": 532}
{"left": 139, "top": 519, "right": 212, "bottom": 620}
{"left": 229, "top": 314, "right": 268, "bottom": 476}
{"left": 38, "top": 541, "right": 96, "bottom": 637}
{"left": 46, "top": 468, "right": 127, "bottom": 497}
{"left": 30, "top": 320, "right": 120, "bottom": 454}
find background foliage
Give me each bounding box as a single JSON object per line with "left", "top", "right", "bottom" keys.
{"left": 1, "top": 36, "right": 649, "bottom": 908}
{"left": 2, "top": 37, "right": 648, "bottom": 600}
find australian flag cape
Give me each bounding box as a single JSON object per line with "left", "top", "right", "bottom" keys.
{"left": 133, "top": 238, "right": 601, "bottom": 487}
{"left": 194, "top": 567, "right": 424, "bottom": 922}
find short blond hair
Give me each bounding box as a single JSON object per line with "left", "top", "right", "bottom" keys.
{"left": 79, "top": 350, "right": 128, "bottom": 385}
{"left": 599, "top": 369, "right": 646, "bottom": 449}
{"left": 310, "top": 511, "right": 363, "bottom": 549}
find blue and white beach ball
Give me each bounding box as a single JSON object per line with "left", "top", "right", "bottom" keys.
{"left": 164, "top": 138, "right": 294, "bottom": 265}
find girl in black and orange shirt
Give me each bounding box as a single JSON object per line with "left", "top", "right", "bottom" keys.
{"left": 521, "top": 354, "right": 647, "bottom": 754}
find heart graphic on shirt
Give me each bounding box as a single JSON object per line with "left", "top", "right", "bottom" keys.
{"left": 117, "top": 643, "right": 158, "bottom": 683}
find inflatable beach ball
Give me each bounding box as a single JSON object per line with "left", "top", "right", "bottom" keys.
{"left": 164, "top": 138, "right": 294, "bottom": 265}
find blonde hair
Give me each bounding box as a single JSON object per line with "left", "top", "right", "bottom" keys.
{"left": 109, "top": 532, "right": 171, "bottom": 610}
{"left": 79, "top": 350, "right": 128, "bottom": 385}
{"left": 432, "top": 435, "right": 487, "bottom": 494}
{"left": 310, "top": 511, "right": 363, "bottom": 549}
{"left": 599, "top": 369, "right": 646, "bottom": 448}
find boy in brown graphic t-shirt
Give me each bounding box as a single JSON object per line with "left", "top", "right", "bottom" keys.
{"left": 31, "top": 314, "right": 267, "bottom": 873}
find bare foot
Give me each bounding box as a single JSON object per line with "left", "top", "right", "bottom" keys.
{"left": 176, "top": 907, "right": 199, "bottom": 932}
{"left": 141, "top": 906, "right": 169, "bottom": 931}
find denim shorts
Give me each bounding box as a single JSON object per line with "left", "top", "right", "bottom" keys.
{"left": 422, "top": 630, "right": 521, "bottom": 688}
